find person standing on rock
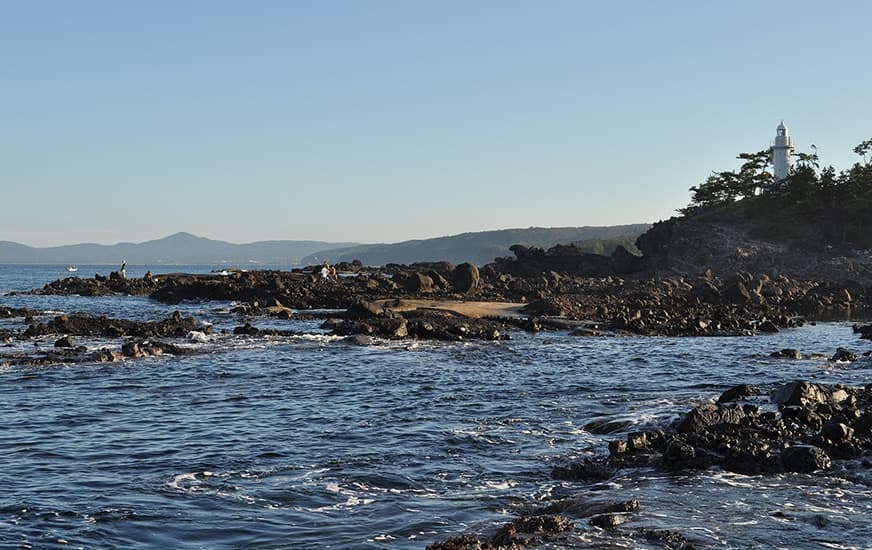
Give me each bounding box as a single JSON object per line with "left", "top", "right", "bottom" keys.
{"left": 120, "top": 260, "right": 127, "bottom": 279}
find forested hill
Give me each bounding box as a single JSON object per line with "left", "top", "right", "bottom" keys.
{"left": 632, "top": 137, "right": 872, "bottom": 279}
{"left": 301, "top": 225, "right": 651, "bottom": 266}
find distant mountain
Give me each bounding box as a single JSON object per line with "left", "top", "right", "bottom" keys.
{"left": 0, "top": 233, "right": 358, "bottom": 266}
{"left": 302, "top": 225, "right": 652, "bottom": 266}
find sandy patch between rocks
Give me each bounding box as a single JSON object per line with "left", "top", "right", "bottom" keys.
{"left": 371, "top": 298, "right": 525, "bottom": 319}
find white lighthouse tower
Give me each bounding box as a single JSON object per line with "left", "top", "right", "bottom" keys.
{"left": 772, "top": 121, "right": 794, "bottom": 181}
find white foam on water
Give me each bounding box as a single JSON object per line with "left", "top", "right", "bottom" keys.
{"left": 186, "top": 330, "right": 211, "bottom": 343}
{"left": 168, "top": 472, "right": 198, "bottom": 491}
{"left": 308, "top": 494, "right": 376, "bottom": 512}
{"left": 294, "top": 333, "right": 343, "bottom": 343}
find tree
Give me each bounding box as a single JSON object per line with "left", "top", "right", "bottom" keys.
{"left": 853, "top": 138, "right": 872, "bottom": 164}
{"left": 736, "top": 149, "right": 773, "bottom": 196}
{"left": 793, "top": 146, "right": 819, "bottom": 172}
{"left": 684, "top": 171, "right": 736, "bottom": 211}
{"left": 682, "top": 149, "right": 773, "bottom": 212}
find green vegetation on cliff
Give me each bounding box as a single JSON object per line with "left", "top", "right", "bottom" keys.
{"left": 682, "top": 138, "right": 872, "bottom": 248}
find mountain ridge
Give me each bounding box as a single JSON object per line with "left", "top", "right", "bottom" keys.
{"left": 0, "top": 225, "right": 652, "bottom": 266}
{"left": 302, "top": 224, "right": 651, "bottom": 266}
{"left": 0, "top": 232, "right": 358, "bottom": 266}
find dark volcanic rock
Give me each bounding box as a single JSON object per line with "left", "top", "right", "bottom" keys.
{"left": 427, "top": 514, "right": 573, "bottom": 550}
{"left": 636, "top": 528, "right": 697, "bottom": 550}
{"left": 334, "top": 317, "right": 409, "bottom": 339}
{"left": 854, "top": 323, "right": 872, "bottom": 339}
{"left": 233, "top": 323, "right": 260, "bottom": 335}
{"left": 333, "top": 310, "right": 505, "bottom": 342}
{"left": 717, "top": 384, "right": 759, "bottom": 403}
{"left": 771, "top": 348, "right": 802, "bottom": 359}
{"left": 676, "top": 403, "right": 748, "bottom": 434}
{"left": 92, "top": 349, "right": 124, "bottom": 363}
{"left": 599, "top": 380, "right": 871, "bottom": 478}
{"left": 781, "top": 445, "right": 831, "bottom": 473}
{"left": 551, "top": 458, "right": 614, "bottom": 482}
{"left": 121, "top": 340, "right": 189, "bottom": 358}
{"left": 772, "top": 381, "right": 832, "bottom": 407}
{"left": 831, "top": 348, "right": 858, "bottom": 362}
{"left": 345, "top": 299, "right": 385, "bottom": 319}
{"left": 757, "top": 319, "right": 779, "bottom": 333}
{"left": 490, "top": 515, "right": 574, "bottom": 547}
{"left": 589, "top": 513, "right": 625, "bottom": 528}
{"left": 54, "top": 336, "right": 76, "bottom": 348}
{"left": 24, "top": 312, "right": 197, "bottom": 339}
{"left": 541, "top": 498, "right": 640, "bottom": 518}
{"left": 821, "top": 421, "right": 854, "bottom": 444}
{"left": 721, "top": 281, "right": 753, "bottom": 304}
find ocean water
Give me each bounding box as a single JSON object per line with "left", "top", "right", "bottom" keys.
{"left": 1, "top": 265, "right": 871, "bottom": 549}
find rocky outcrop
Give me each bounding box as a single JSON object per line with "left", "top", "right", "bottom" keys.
{"left": 332, "top": 310, "right": 506, "bottom": 342}
{"left": 427, "top": 515, "right": 574, "bottom": 550}
{"left": 599, "top": 379, "right": 872, "bottom": 476}
{"left": 491, "top": 243, "right": 646, "bottom": 279}
{"left": 636, "top": 210, "right": 872, "bottom": 284}
{"left": 24, "top": 311, "right": 198, "bottom": 339}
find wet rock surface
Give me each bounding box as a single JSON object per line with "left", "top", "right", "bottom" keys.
{"left": 592, "top": 379, "right": 872, "bottom": 476}
{"left": 0, "top": 311, "right": 202, "bottom": 366}
{"left": 24, "top": 311, "right": 198, "bottom": 339}
{"left": 426, "top": 514, "right": 574, "bottom": 550}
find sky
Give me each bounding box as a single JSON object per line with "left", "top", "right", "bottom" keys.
{"left": 1, "top": 0, "right": 870, "bottom": 247}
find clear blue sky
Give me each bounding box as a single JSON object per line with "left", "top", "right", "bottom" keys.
{"left": 2, "top": 0, "right": 870, "bottom": 246}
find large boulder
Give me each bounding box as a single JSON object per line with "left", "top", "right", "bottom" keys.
{"left": 781, "top": 445, "right": 831, "bottom": 473}
{"left": 403, "top": 272, "right": 434, "bottom": 293}
{"left": 772, "top": 381, "right": 830, "bottom": 407}
{"left": 676, "top": 403, "right": 749, "bottom": 434}
{"left": 452, "top": 263, "right": 480, "bottom": 294}
{"left": 345, "top": 299, "right": 384, "bottom": 319}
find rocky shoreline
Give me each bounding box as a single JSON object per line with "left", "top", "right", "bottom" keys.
{"left": 18, "top": 241, "right": 872, "bottom": 344}
{"left": 3, "top": 240, "right": 872, "bottom": 548}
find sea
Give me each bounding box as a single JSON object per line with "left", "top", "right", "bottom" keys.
{"left": 1, "top": 264, "right": 871, "bottom": 549}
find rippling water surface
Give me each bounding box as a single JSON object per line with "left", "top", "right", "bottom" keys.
{"left": 2, "top": 265, "right": 871, "bottom": 548}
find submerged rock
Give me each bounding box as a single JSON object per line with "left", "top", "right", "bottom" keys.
{"left": 771, "top": 348, "right": 802, "bottom": 359}
{"left": 831, "top": 348, "right": 858, "bottom": 362}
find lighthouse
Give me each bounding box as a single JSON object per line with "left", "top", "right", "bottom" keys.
{"left": 772, "top": 121, "right": 794, "bottom": 181}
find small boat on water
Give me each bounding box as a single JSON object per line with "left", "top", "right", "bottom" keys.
{"left": 66, "top": 265, "right": 78, "bottom": 272}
